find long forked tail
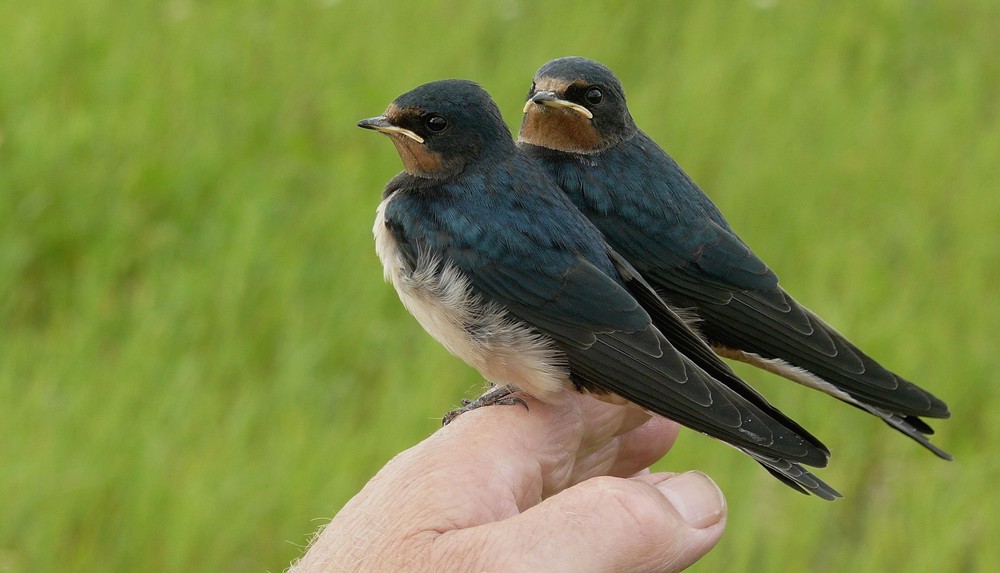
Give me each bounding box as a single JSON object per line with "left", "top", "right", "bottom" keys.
{"left": 742, "top": 448, "right": 843, "bottom": 501}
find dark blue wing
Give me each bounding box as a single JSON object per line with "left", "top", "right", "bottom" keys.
{"left": 382, "top": 163, "right": 829, "bottom": 467}
{"left": 521, "top": 133, "right": 949, "bottom": 453}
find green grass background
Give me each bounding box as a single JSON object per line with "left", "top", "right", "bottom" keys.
{"left": 2, "top": 1, "right": 997, "bottom": 571}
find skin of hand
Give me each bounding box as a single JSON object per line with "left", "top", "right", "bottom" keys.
{"left": 291, "top": 392, "right": 727, "bottom": 572}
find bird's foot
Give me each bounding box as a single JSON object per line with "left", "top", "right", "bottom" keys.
{"left": 442, "top": 384, "right": 528, "bottom": 426}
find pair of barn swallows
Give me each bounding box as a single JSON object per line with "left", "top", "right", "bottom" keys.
{"left": 358, "top": 57, "right": 950, "bottom": 500}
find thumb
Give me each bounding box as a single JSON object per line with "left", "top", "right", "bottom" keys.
{"left": 450, "top": 471, "right": 727, "bottom": 573}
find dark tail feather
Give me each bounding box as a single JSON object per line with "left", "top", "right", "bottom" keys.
{"left": 744, "top": 449, "right": 843, "bottom": 501}
{"left": 609, "top": 250, "right": 831, "bottom": 457}
{"left": 857, "top": 404, "right": 953, "bottom": 461}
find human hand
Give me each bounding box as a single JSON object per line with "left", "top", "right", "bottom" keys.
{"left": 291, "top": 392, "right": 727, "bottom": 572}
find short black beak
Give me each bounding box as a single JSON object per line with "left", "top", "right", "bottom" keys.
{"left": 357, "top": 116, "right": 391, "bottom": 130}
{"left": 523, "top": 91, "right": 593, "bottom": 119}
{"left": 357, "top": 115, "right": 425, "bottom": 143}
{"left": 529, "top": 91, "right": 560, "bottom": 106}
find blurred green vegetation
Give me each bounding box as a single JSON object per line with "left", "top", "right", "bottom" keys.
{"left": 1, "top": 0, "right": 997, "bottom": 571}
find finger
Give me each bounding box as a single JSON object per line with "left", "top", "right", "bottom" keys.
{"left": 439, "top": 392, "right": 647, "bottom": 508}
{"left": 573, "top": 394, "right": 654, "bottom": 451}
{"left": 610, "top": 416, "right": 681, "bottom": 476}
{"left": 318, "top": 391, "right": 635, "bottom": 542}
{"left": 568, "top": 415, "right": 681, "bottom": 483}
{"left": 386, "top": 392, "right": 672, "bottom": 531}
{"left": 438, "top": 471, "right": 727, "bottom": 573}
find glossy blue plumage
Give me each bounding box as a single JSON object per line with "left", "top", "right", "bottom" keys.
{"left": 518, "top": 56, "right": 950, "bottom": 460}
{"left": 362, "top": 79, "right": 840, "bottom": 498}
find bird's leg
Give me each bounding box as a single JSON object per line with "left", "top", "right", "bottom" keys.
{"left": 442, "top": 384, "right": 528, "bottom": 426}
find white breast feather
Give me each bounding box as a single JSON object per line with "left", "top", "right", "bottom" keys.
{"left": 373, "top": 198, "right": 570, "bottom": 402}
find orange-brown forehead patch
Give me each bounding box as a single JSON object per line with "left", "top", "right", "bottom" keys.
{"left": 533, "top": 77, "right": 585, "bottom": 95}
{"left": 379, "top": 103, "right": 450, "bottom": 177}
{"left": 384, "top": 103, "right": 409, "bottom": 122}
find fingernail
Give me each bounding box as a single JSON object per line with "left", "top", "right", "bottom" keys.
{"left": 657, "top": 471, "right": 726, "bottom": 529}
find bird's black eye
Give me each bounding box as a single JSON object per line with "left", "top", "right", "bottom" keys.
{"left": 585, "top": 87, "right": 603, "bottom": 105}
{"left": 425, "top": 115, "right": 448, "bottom": 132}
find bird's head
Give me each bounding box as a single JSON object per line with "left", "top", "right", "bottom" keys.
{"left": 358, "top": 79, "right": 515, "bottom": 179}
{"left": 518, "top": 56, "right": 636, "bottom": 155}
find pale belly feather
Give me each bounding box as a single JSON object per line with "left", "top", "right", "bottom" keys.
{"left": 373, "top": 197, "right": 571, "bottom": 402}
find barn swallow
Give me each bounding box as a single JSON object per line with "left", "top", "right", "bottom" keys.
{"left": 359, "top": 79, "right": 841, "bottom": 499}
{"left": 518, "top": 56, "right": 951, "bottom": 459}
